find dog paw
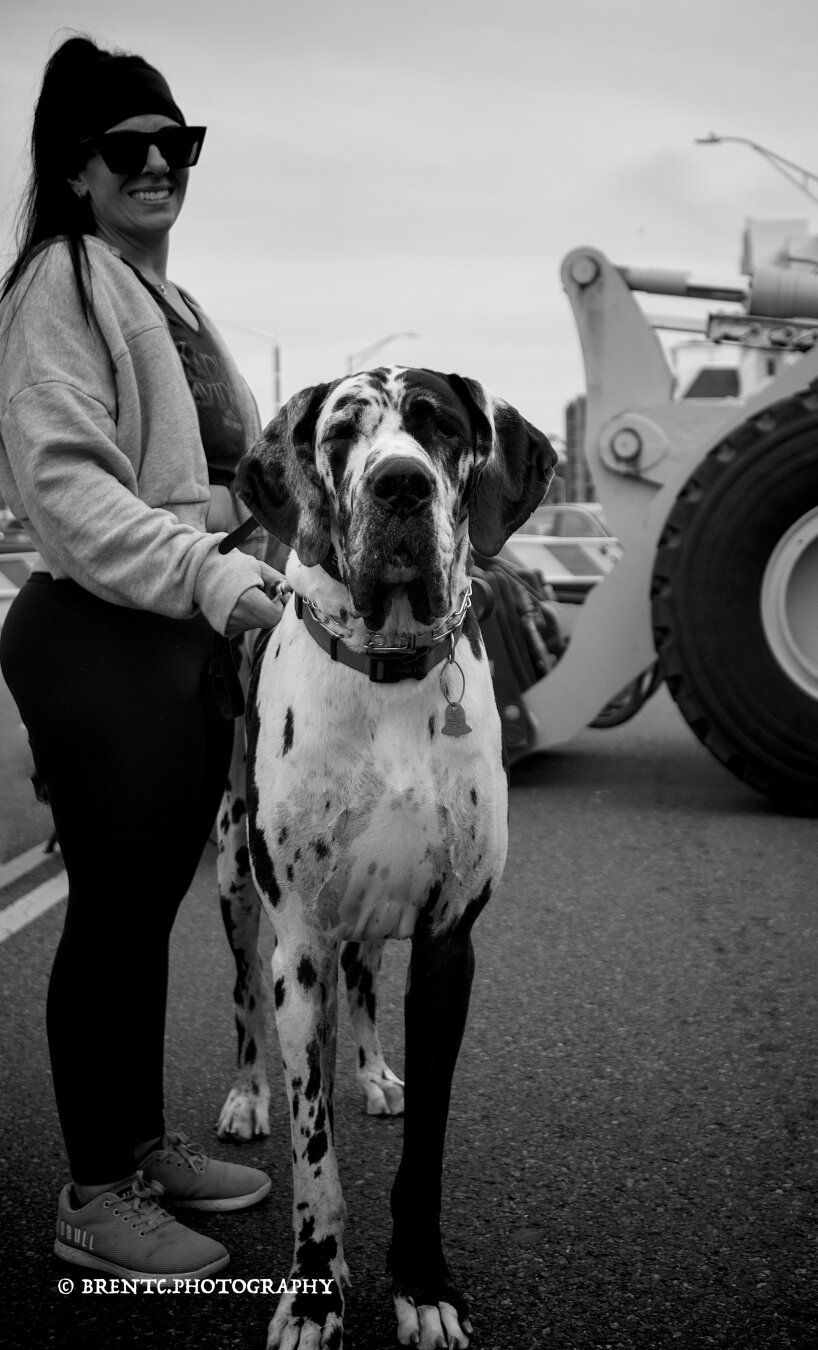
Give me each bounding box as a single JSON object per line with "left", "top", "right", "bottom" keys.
{"left": 266, "top": 1309, "right": 343, "bottom": 1350}
{"left": 358, "top": 1064, "right": 405, "bottom": 1116}
{"left": 393, "top": 1282, "right": 472, "bottom": 1350}
{"left": 266, "top": 1269, "right": 347, "bottom": 1350}
{"left": 216, "top": 1084, "right": 271, "bottom": 1140}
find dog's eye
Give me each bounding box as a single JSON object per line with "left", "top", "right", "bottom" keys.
{"left": 408, "top": 401, "right": 460, "bottom": 439}
{"left": 326, "top": 422, "right": 356, "bottom": 443}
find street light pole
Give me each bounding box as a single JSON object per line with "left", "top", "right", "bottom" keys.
{"left": 696, "top": 133, "right": 818, "bottom": 208}
{"left": 346, "top": 330, "right": 420, "bottom": 375}
{"left": 216, "top": 319, "right": 282, "bottom": 414}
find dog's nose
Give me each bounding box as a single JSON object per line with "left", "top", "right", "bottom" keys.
{"left": 369, "top": 457, "right": 434, "bottom": 515}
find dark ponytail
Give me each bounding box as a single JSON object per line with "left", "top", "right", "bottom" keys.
{"left": 0, "top": 36, "right": 109, "bottom": 318}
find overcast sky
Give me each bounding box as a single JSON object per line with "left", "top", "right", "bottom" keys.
{"left": 3, "top": 0, "right": 818, "bottom": 435}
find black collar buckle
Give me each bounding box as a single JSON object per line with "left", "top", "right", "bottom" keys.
{"left": 367, "top": 647, "right": 433, "bottom": 683}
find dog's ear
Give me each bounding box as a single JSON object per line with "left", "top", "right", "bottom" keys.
{"left": 234, "top": 382, "right": 339, "bottom": 567}
{"left": 446, "top": 374, "right": 558, "bottom": 556}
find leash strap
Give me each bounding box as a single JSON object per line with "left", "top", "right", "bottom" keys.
{"left": 293, "top": 593, "right": 465, "bottom": 683}
{"left": 218, "top": 515, "right": 259, "bottom": 554}
{"left": 210, "top": 633, "right": 246, "bottom": 719}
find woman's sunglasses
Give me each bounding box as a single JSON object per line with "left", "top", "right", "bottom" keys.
{"left": 80, "top": 126, "right": 207, "bottom": 175}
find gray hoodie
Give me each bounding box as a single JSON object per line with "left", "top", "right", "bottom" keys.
{"left": 0, "top": 235, "right": 267, "bottom": 634}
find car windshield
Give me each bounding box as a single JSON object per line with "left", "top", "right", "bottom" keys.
{"left": 517, "top": 505, "right": 609, "bottom": 537}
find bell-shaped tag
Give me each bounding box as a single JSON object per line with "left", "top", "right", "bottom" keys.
{"left": 441, "top": 701, "right": 473, "bottom": 737}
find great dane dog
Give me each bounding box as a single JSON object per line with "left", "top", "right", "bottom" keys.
{"left": 218, "top": 367, "right": 555, "bottom": 1350}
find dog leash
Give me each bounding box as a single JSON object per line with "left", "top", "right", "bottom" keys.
{"left": 212, "top": 513, "right": 265, "bottom": 719}
{"left": 218, "top": 514, "right": 259, "bottom": 554}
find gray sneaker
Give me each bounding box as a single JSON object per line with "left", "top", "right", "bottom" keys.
{"left": 54, "top": 1170, "right": 229, "bottom": 1279}
{"left": 139, "top": 1130, "right": 271, "bottom": 1212}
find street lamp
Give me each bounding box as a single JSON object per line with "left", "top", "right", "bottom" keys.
{"left": 216, "top": 319, "right": 282, "bottom": 414}
{"left": 696, "top": 133, "right": 818, "bottom": 208}
{"left": 346, "top": 330, "right": 420, "bottom": 375}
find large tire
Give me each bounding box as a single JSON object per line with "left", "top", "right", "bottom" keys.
{"left": 651, "top": 387, "right": 818, "bottom": 815}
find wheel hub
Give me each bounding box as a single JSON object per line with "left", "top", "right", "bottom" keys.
{"left": 760, "top": 507, "right": 818, "bottom": 701}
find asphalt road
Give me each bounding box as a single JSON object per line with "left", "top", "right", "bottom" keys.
{"left": 0, "top": 687, "right": 816, "bottom": 1350}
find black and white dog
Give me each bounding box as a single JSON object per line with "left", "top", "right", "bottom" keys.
{"left": 218, "top": 367, "right": 555, "bottom": 1349}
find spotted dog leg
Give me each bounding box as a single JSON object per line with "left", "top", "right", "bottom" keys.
{"left": 341, "top": 941, "right": 405, "bottom": 1117}
{"left": 388, "top": 887, "right": 492, "bottom": 1349}
{"left": 216, "top": 720, "right": 271, "bottom": 1141}
{"left": 266, "top": 932, "right": 349, "bottom": 1350}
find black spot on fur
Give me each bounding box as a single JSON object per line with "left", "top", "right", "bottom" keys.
{"left": 278, "top": 825, "right": 289, "bottom": 846}
{"left": 304, "top": 1038, "right": 321, "bottom": 1100}
{"left": 313, "top": 836, "right": 330, "bottom": 860}
{"left": 428, "top": 714, "right": 435, "bottom": 739}
{"left": 297, "top": 955, "right": 317, "bottom": 990}
{"left": 247, "top": 816, "right": 280, "bottom": 906}
{"left": 358, "top": 1047, "right": 366, "bottom": 1069}
{"left": 306, "top": 1129, "right": 328, "bottom": 1165}
{"left": 286, "top": 863, "right": 294, "bottom": 883}
{"left": 294, "top": 1227, "right": 338, "bottom": 1269}
{"left": 218, "top": 896, "right": 236, "bottom": 943}
{"left": 235, "top": 844, "right": 251, "bottom": 877}
{"left": 470, "top": 878, "right": 493, "bottom": 920}
{"left": 291, "top": 1231, "right": 343, "bottom": 1321}
{"left": 231, "top": 796, "right": 246, "bottom": 824}
{"left": 283, "top": 707, "right": 294, "bottom": 756}
{"left": 470, "top": 786, "right": 478, "bottom": 805}
{"left": 351, "top": 962, "right": 375, "bottom": 1023}
{"left": 340, "top": 943, "right": 359, "bottom": 975}
{"left": 274, "top": 978, "right": 286, "bottom": 1009}
{"left": 244, "top": 1037, "right": 257, "bottom": 1065}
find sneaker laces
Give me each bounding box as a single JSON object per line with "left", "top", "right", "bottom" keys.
{"left": 153, "top": 1129, "right": 208, "bottom": 1174}
{"left": 115, "top": 1172, "right": 172, "bottom": 1234}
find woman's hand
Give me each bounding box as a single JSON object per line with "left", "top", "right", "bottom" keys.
{"left": 225, "top": 563, "right": 290, "bottom": 636}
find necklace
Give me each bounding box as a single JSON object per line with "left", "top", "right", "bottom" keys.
{"left": 154, "top": 280, "right": 168, "bottom": 295}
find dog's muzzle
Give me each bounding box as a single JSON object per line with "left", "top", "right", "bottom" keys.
{"left": 344, "top": 457, "right": 451, "bottom": 628}
{"left": 368, "top": 456, "right": 434, "bottom": 519}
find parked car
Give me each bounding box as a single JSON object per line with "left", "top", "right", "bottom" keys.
{"left": 0, "top": 510, "right": 34, "bottom": 554}
{"left": 514, "top": 501, "right": 613, "bottom": 539}
{"left": 506, "top": 501, "right": 622, "bottom": 600}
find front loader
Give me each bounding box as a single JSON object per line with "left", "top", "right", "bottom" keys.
{"left": 485, "top": 237, "right": 818, "bottom": 815}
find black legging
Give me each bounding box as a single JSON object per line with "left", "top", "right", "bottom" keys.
{"left": 0, "top": 577, "right": 234, "bottom": 1183}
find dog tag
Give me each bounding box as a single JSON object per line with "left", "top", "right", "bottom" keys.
{"left": 442, "top": 701, "right": 472, "bottom": 737}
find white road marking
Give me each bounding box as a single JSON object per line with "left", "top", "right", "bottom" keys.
{"left": 0, "top": 873, "right": 68, "bottom": 943}
{"left": 0, "top": 840, "right": 55, "bottom": 890}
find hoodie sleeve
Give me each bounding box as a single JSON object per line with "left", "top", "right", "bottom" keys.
{"left": 0, "top": 246, "right": 266, "bottom": 634}
{"left": 1, "top": 382, "right": 265, "bottom": 632}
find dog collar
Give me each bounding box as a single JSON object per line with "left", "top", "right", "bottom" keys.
{"left": 293, "top": 587, "right": 472, "bottom": 684}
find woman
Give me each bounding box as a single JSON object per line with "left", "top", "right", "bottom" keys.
{"left": 0, "top": 36, "right": 281, "bottom": 1280}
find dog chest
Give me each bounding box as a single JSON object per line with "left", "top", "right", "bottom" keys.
{"left": 248, "top": 631, "right": 507, "bottom": 941}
